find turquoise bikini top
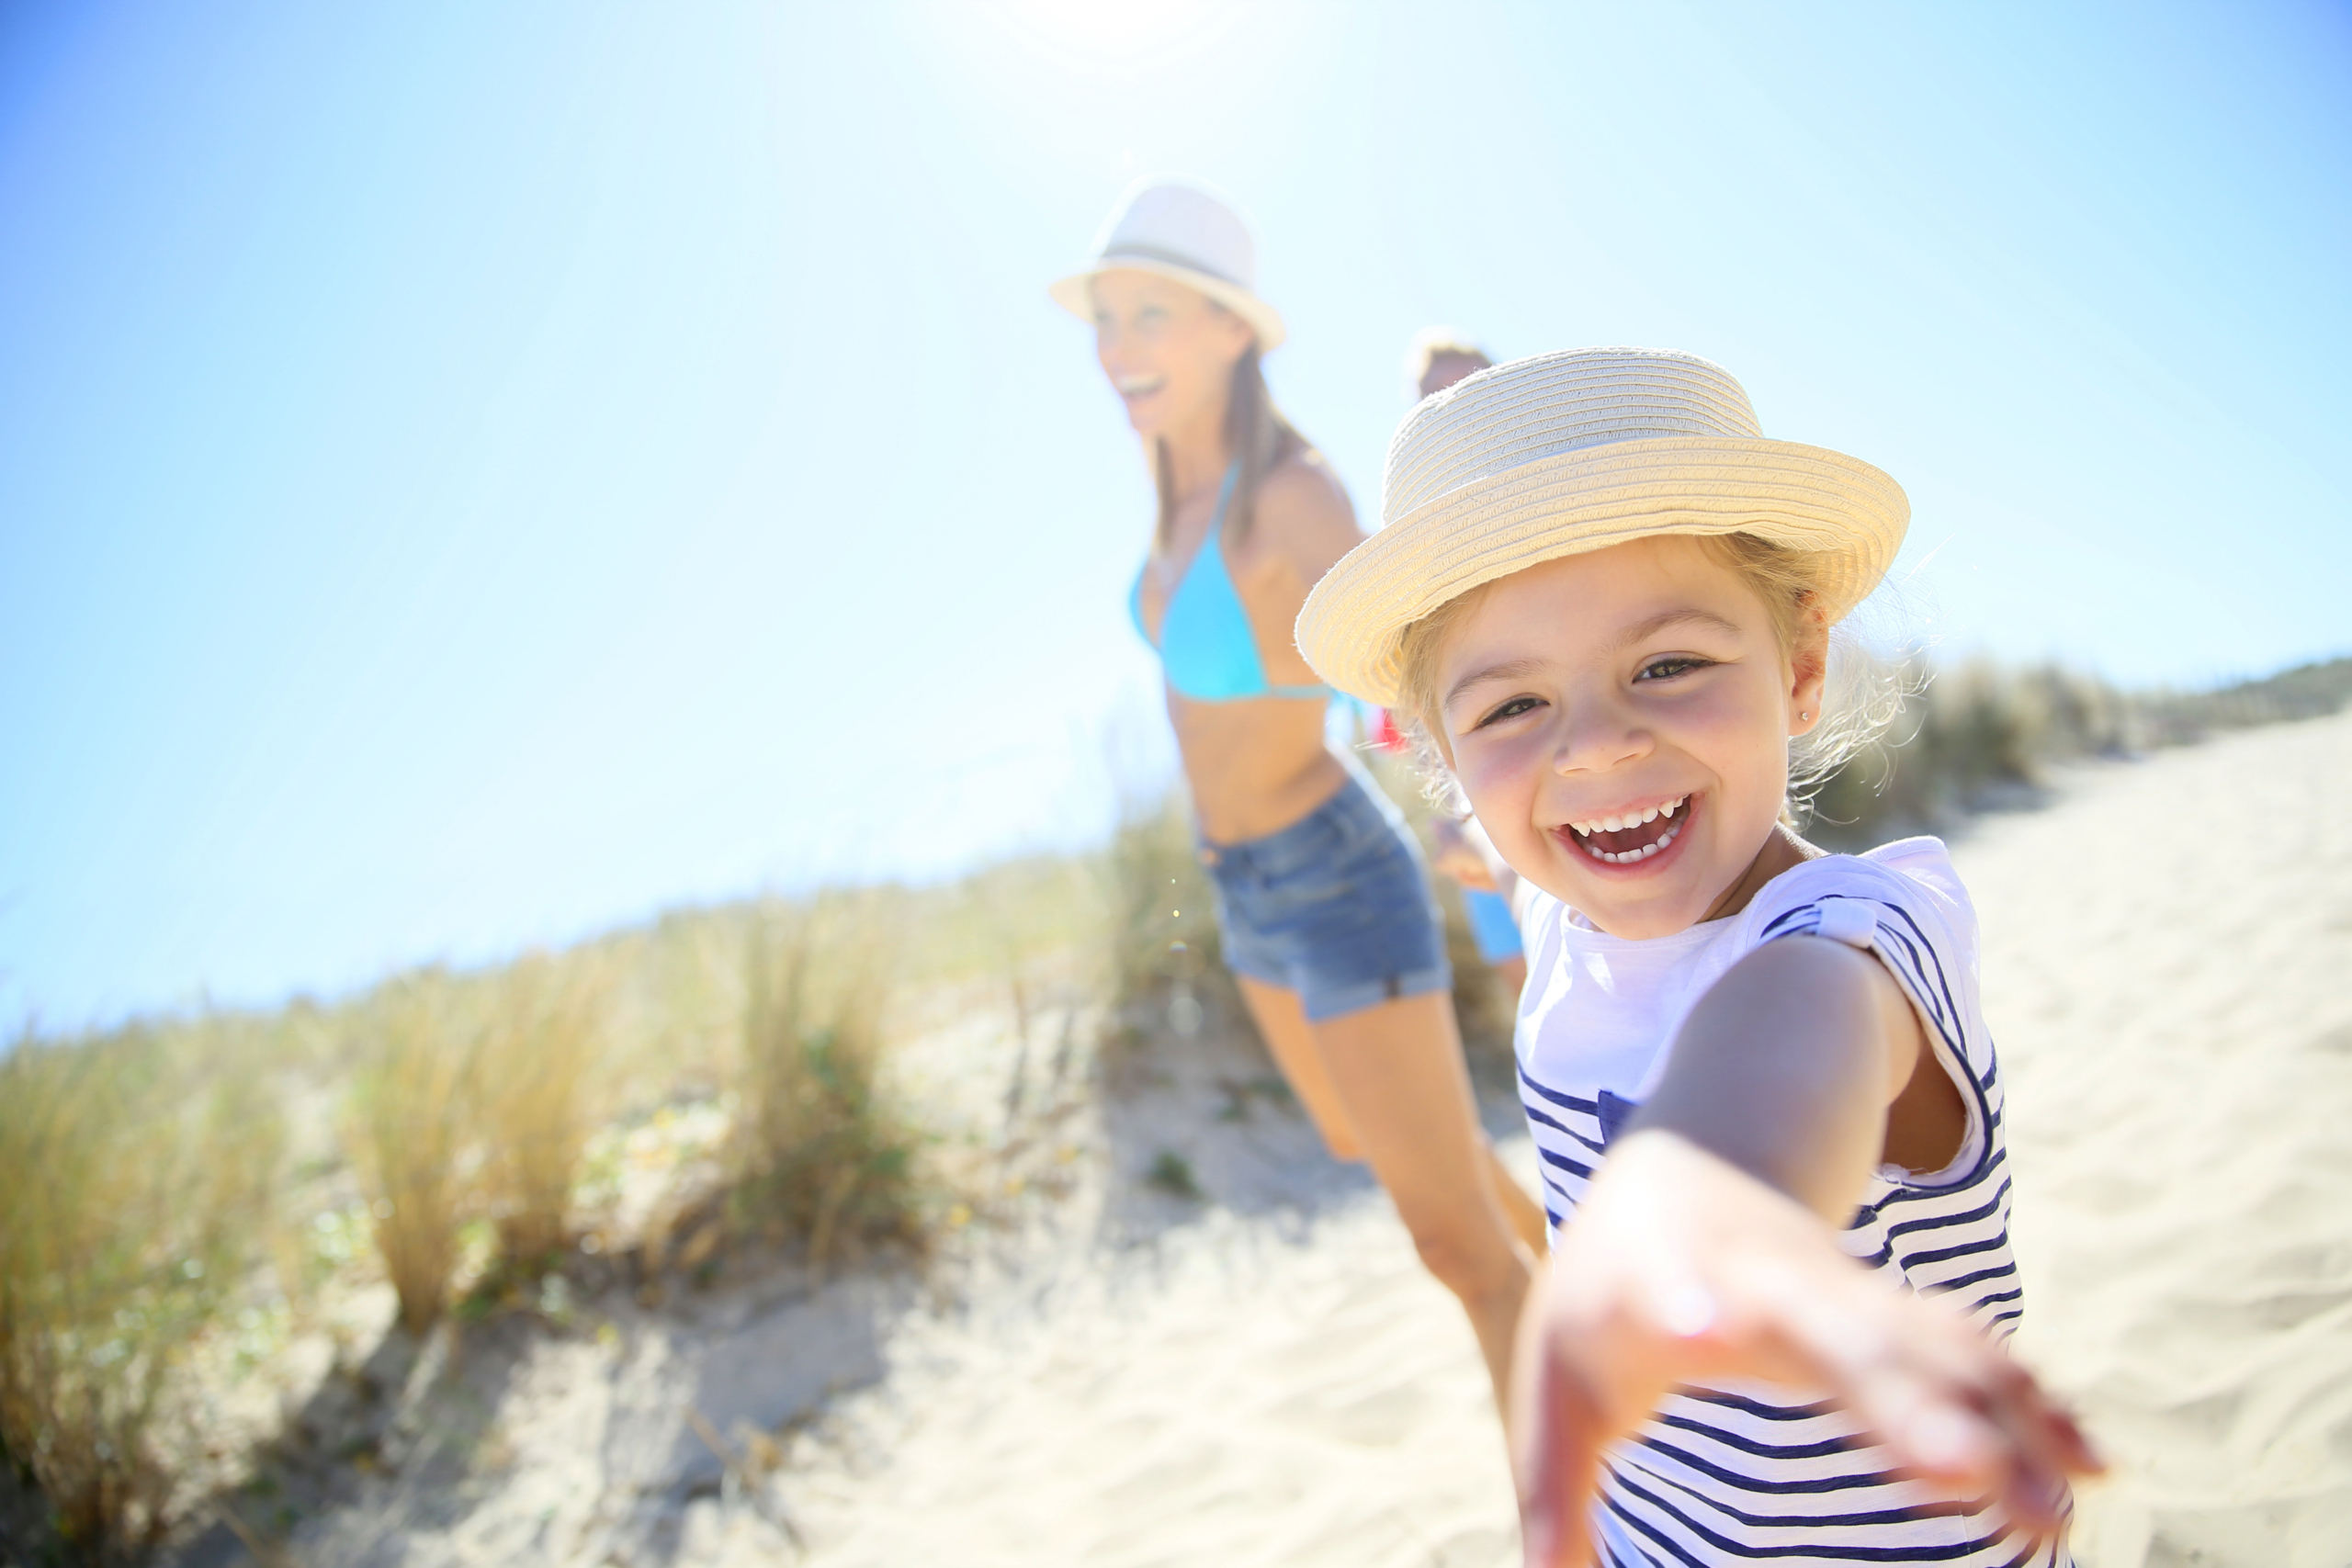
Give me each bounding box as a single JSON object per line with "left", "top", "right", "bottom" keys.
{"left": 1129, "top": 462, "right": 1331, "bottom": 704}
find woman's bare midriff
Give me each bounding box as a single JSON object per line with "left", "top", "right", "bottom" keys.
{"left": 1167, "top": 688, "right": 1349, "bottom": 845}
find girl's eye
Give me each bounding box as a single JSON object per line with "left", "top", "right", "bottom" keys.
{"left": 1474, "top": 695, "right": 1542, "bottom": 728}
{"left": 1635, "top": 656, "right": 1713, "bottom": 683}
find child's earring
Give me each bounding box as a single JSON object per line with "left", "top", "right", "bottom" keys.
{"left": 1798, "top": 710, "right": 1811, "bottom": 721}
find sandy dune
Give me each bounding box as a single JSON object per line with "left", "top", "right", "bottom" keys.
{"left": 254, "top": 711, "right": 2352, "bottom": 1568}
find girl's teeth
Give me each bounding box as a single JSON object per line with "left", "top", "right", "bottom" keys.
{"left": 1578, "top": 820, "right": 1682, "bottom": 864}
{"left": 1570, "top": 796, "right": 1686, "bottom": 839}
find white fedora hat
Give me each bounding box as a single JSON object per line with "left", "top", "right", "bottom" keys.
{"left": 1049, "top": 176, "right": 1286, "bottom": 351}
{"left": 1295, "top": 347, "right": 1909, "bottom": 709}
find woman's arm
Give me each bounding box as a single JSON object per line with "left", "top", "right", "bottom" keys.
{"left": 1510, "top": 937, "right": 2099, "bottom": 1567}
{"left": 1239, "top": 452, "right": 1364, "bottom": 687}
{"left": 1430, "top": 814, "right": 1518, "bottom": 903}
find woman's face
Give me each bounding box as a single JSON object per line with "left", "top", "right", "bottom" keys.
{"left": 1091, "top": 268, "right": 1254, "bottom": 442}
{"left": 1434, "top": 536, "right": 1826, "bottom": 941}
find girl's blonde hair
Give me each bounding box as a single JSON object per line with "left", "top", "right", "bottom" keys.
{"left": 1152, "top": 339, "right": 1306, "bottom": 549}
{"left": 1390, "top": 533, "right": 1905, "bottom": 819}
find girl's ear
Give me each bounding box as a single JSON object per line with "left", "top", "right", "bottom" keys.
{"left": 1787, "top": 594, "right": 1830, "bottom": 737}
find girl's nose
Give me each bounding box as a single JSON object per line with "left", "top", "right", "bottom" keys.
{"left": 1550, "top": 696, "right": 1651, "bottom": 776}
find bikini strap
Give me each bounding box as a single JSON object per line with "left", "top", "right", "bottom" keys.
{"left": 1210, "top": 457, "right": 1240, "bottom": 539}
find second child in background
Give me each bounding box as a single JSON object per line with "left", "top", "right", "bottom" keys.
{"left": 1405, "top": 330, "right": 1528, "bottom": 998}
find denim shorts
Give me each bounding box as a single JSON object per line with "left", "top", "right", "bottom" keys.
{"left": 1202, "top": 771, "right": 1452, "bottom": 1022}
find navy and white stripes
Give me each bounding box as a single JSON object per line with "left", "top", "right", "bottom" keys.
{"left": 1513, "top": 839, "right": 2068, "bottom": 1567}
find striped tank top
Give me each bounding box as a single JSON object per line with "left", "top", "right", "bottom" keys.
{"left": 1512, "top": 838, "right": 2071, "bottom": 1566}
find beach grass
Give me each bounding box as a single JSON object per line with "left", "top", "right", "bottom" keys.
{"left": 344, "top": 975, "right": 481, "bottom": 1337}
{"left": 729, "top": 899, "right": 925, "bottom": 1269}
{"left": 472, "top": 954, "right": 612, "bottom": 1277}
{"left": 0, "top": 1020, "right": 279, "bottom": 1562}
{"left": 1096, "top": 784, "right": 1237, "bottom": 1055}
{"left": 1804, "top": 653, "right": 2352, "bottom": 847}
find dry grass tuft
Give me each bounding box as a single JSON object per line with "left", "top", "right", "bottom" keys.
{"left": 1804, "top": 654, "right": 2352, "bottom": 848}
{"left": 0, "top": 1020, "right": 277, "bottom": 1562}
{"left": 474, "top": 953, "right": 610, "bottom": 1274}
{"left": 345, "top": 975, "right": 480, "bottom": 1336}
{"left": 1804, "top": 658, "right": 2107, "bottom": 842}
{"left": 1095, "top": 785, "right": 1237, "bottom": 1051}
{"left": 731, "top": 902, "right": 925, "bottom": 1269}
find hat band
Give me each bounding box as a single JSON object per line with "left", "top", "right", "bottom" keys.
{"left": 1091, "top": 243, "right": 1244, "bottom": 288}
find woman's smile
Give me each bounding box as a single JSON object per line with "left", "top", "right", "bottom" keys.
{"left": 1090, "top": 267, "right": 1253, "bottom": 441}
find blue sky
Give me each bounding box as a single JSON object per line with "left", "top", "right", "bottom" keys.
{"left": 4, "top": 1, "right": 2346, "bottom": 1028}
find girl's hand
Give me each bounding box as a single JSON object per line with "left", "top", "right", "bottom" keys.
{"left": 1510, "top": 1131, "right": 2100, "bottom": 1568}
{"left": 1430, "top": 815, "right": 1500, "bottom": 893}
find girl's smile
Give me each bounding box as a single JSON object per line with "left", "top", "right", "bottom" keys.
{"left": 1554, "top": 790, "right": 1695, "bottom": 870}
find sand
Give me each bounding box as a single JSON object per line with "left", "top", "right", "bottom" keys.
{"left": 229, "top": 711, "right": 2352, "bottom": 1568}
{"left": 1985, "top": 713, "right": 2352, "bottom": 1565}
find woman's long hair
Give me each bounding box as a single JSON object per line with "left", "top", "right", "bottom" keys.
{"left": 1153, "top": 344, "right": 1306, "bottom": 550}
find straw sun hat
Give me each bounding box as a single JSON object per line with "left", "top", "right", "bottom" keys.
{"left": 1295, "top": 347, "right": 1909, "bottom": 709}
{"left": 1049, "top": 176, "right": 1286, "bottom": 351}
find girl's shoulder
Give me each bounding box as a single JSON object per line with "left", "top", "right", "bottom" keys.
{"left": 1742, "top": 839, "right": 1994, "bottom": 1088}
{"left": 1510, "top": 837, "right": 1979, "bottom": 982}
{"left": 1742, "top": 836, "right": 1978, "bottom": 955}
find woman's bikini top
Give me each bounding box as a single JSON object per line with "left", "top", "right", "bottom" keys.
{"left": 1128, "top": 462, "right": 1331, "bottom": 704}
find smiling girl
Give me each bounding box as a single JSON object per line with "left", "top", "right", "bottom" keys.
{"left": 1295, "top": 349, "right": 2100, "bottom": 1566}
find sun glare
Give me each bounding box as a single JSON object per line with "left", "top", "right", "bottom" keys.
{"left": 978, "top": 0, "right": 1257, "bottom": 78}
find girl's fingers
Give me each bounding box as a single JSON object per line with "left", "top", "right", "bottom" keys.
{"left": 1972, "top": 1354, "right": 2105, "bottom": 1529}
{"left": 1513, "top": 1340, "right": 1608, "bottom": 1568}
{"left": 1785, "top": 1297, "right": 2098, "bottom": 1537}
{"left": 2041, "top": 1398, "right": 2105, "bottom": 1474}
{"left": 1983, "top": 1351, "right": 2103, "bottom": 1475}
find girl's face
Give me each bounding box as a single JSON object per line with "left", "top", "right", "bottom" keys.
{"left": 1436, "top": 536, "right": 1826, "bottom": 941}
{"left": 1091, "top": 269, "right": 1253, "bottom": 442}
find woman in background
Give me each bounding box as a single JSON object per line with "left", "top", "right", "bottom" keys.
{"left": 1052, "top": 179, "right": 1544, "bottom": 1407}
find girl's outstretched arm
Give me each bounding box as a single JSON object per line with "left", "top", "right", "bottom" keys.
{"left": 1510, "top": 935, "right": 2101, "bottom": 1568}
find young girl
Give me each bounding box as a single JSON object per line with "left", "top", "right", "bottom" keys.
{"left": 1294, "top": 348, "right": 2100, "bottom": 1566}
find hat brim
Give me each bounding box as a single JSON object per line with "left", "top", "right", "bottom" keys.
{"left": 1295, "top": 436, "right": 1908, "bottom": 710}
{"left": 1049, "top": 257, "right": 1287, "bottom": 352}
